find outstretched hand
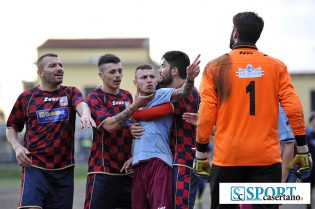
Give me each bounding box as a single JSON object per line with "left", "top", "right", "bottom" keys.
{"left": 80, "top": 114, "right": 96, "bottom": 129}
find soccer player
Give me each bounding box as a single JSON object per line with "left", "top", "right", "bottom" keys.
{"left": 83, "top": 54, "right": 152, "bottom": 209}
{"left": 278, "top": 105, "right": 295, "bottom": 182}
{"left": 195, "top": 12, "right": 312, "bottom": 209}
{"left": 123, "top": 58, "right": 200, "bottom": 209}
{"left": 130, "top": 51, "right": 200, "bottom": 209}
{"left": 6, "top": 53, "right": 96, "bottom": 209}
{"left": 182, "top": 104, "right": 295, "bottom": 183}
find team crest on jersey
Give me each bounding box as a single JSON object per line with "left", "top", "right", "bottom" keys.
{"left": 236, "top": 64, "right": 264, "bottom": 78}
{"left": 124, "top": 101, "right": 131, "bottom": 107}
{"left": 59, "top": 96, "right": 68, "bottom": 106}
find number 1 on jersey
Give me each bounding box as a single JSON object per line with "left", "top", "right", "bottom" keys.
{"left": 246, "top": 81, "right": 255, "bottom": 115}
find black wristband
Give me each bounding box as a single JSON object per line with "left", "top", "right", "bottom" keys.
{"left": 196, "top": 142, "right": 209, "bottom": 152}
{"left": 295, "top": 135, "right": 306, "bottom": 146}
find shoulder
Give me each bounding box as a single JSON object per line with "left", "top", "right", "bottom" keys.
{"left": 192, "top": 87, "right": 199, "bottom": 96}
{"left": 87, "top": 88, "right": 102, "bottom": 99}
{"left": 258, "top": 51, "right": 287, "bottom": 67}
{"left": 204, "top": 53, "right": 230, "bottom": 73}
{"left": 18, "top": 87, "right": 38, "bottom": 100}
{"left": 119, "top": 89, "right": 132, "bottom": 96}
{"left": 61, "top": 85, "right": 82, "bottom": 93}
{"left": 156, "top": 88, "right": 174, "bottom": 95}
{"left": 119, "top": 89, "right": 133, "bottom": 100}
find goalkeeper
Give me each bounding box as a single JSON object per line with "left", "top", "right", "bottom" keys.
{"left": 195, "top": 11, "right": 312, "bottom": 209}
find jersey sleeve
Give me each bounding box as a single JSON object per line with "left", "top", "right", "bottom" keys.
{"left": 86, "top": 92, "right": 112, "bottom": 129}
{"left": 196, "top": 65, "right": 218, "bottom": 145}
{"left": 6, "top": 93, "right": 27, "bottom": 132}
{"left": 70, "top": 87, "right": 84, "bottom": 107}
{"left": 278, "top": 65, "right": 305, "bottom": 136}
{"left": 132, "top": 103, "right": 174, "bottom": 121}
{"left": 173, "top": 87, "right": 199, "bottom": 116}
{"left": 278, "top": 104, "right": 294, "bottom": 141}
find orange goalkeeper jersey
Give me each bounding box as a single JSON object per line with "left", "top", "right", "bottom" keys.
{"left": 197, "top": 45, "right": 305, "bottom": 166}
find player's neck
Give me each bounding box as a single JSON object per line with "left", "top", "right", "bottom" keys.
{"left": 102, "top": 85, "right": 119, "bottom": 95}
{"left": 39, "top": 84, "right": 60, "bottom": 92}
{"left": 171, "top": 78, "right": 186, "bottom": 89}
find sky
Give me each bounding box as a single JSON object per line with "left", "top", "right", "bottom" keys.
{"left": 0, "top": 0, "right": 315, "bottom": 117}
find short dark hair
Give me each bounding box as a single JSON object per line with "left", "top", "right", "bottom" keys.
{"left": 135, "top": 64, "right": 154, "bottom": 78}
{"left": 162, "top": 51, "right": 190, "bottom": 79}
{"left": 98, "top": 54, "right": 121, "bottom": 67}
{"left": 37, "top": 53, "right": 58, "bottom": 69}
{"left": 136, "top": 64, "right": 153, "bottom": 71}
{"left": 233, "top": 12, "right": 264, "bottom": 44}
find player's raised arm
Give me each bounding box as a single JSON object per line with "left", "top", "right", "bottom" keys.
{"left": 171, "top": 54, "right": 200, "bottom": 101}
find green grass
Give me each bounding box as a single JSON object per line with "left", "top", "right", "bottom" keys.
{"left": 0, "top": 164, "right": 21, "bottom": 178}
{"left": 0, "top": 164, "right": 88, "bottom": 186}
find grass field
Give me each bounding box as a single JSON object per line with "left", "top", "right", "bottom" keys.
{"left": 0, "top": 164, "right": 88, "bottom": 185}
{"left": 0, "top": 164, "right": 87, "bottom": 208}
{"left": 0, "top": 164, "right": 312, "bottom": 209}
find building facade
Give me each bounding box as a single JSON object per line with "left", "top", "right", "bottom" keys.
{"left": 37, "top": 38, "right": 159, "bottom": 97}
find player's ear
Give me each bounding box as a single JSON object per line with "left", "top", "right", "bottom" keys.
{"left": 98, "top": 72, "right": 103, "bottom": 80}
{"left": 37, "top": 69, "right": 44, "bottom": 78}
{"left": 233, "top": 28, "right": 239, "bottom": 40}
{"left": 171, "top": 67, "right": 178, "bottom": 76}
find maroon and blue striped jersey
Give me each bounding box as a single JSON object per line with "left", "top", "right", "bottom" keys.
{"left": 86, "top": 87, "right": 133, "bottom": 174}
{"left": 6, "top": 85, "right": 84, "bottom": 169}
{"left": 170, "top": 87, "right": 200, "bottom": 168}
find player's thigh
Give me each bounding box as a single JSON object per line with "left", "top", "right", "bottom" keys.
{"left": 115, "top": 175, "right": 132, "bottom": 209}
{"left": 248, "top": 163, "right": 281, "bottom": 183}
{"left": 173, "top": 166, "right": 199, "bottom": 209}
{"left": 210, "top": 165, "right": 244, "bottom": 209}
{"left": 19, "top": 167, "right": 48, "bottom": 208}
{"left": 48, "top": 167, "right": 74, "bottom": 209}
{"left": 87, "top": 174, "right": 128, "bottom": 209}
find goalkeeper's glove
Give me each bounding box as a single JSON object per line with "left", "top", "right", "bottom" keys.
{"left": 287, "top": 145, "right": 313, "bottom": 180}
{"left": 193, "top": 151, "right": 211, "bottom": 181}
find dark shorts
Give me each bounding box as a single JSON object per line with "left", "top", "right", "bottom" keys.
{"left": 84, "top": 173, "right": 132, "bottom": 209}
{"left": 132, "top": 158, "right": 172, "bottom": 209}
{"left": 173, "top": 165, "right": 199, "bottom": 209}
{"left": 18, "top": 166, "right": 74, "bottom": 209}
{"left": 209, "top": 163, "right": 281, "bottom": 209}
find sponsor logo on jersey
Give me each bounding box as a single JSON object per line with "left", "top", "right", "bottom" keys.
{"left": 44, "top": 97, "right": 59, "bottom": 102}
{"left": 112, "top": 100, "right": 128, "bottom": 106}
{"left": 36, "top": 107, "right": 69, "bottom": 124}
{"left": 236, "top": 64, "right": 264, "bottom": 78}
